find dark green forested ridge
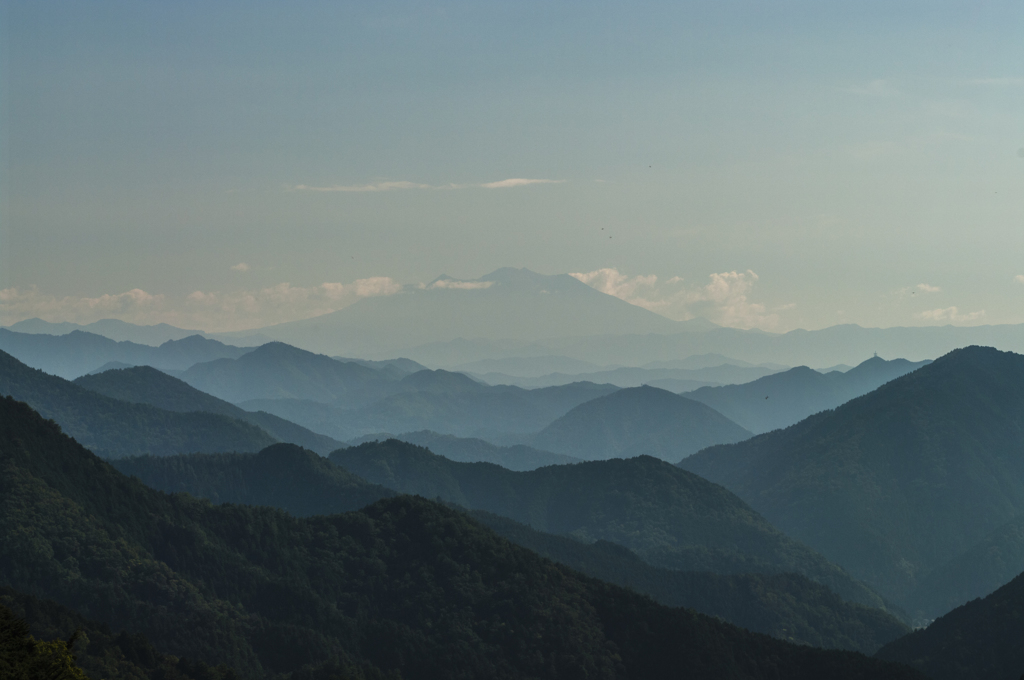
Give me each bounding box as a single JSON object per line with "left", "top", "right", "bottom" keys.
{"left": 0, "top": 349, "right": 277, "bottom": 458}
{"left": 680, "top": 345, "right": 1024, "bottom": 618}
{"left": 469, "top": 510, "right": 909, "bottom": 654}
{"left": 0, "top": 396, "right": 924, "bottom": 680}
{"left": 113, "top": 443, "right": 905, "bottom": 652}
{"left": 1, "top": 588, "right": 241, "bottom": 680}
{"left": 531, "top": 385, "right": 752, "bottom": 461}
{"left": 349, "top": 429, "right": 580, "bottom": 470}
{"left": 74, "top": 365, "right": 343, "bottom": 453}
{"left": 875, "top": 567, "right": 1024, "bottom": 680}
{"left": 112, "top": 444, "right": 396, "bottom": 516}
{"left": 330, "top": 439, "right": 887, "bottom": 610}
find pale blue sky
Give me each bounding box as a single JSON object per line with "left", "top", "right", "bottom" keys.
{"left": 2, "top": 1, "right": 1022, "bottom": 332}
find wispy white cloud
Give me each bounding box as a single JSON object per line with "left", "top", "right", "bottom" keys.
{"left": 570, "top": 268, "right": 786, "bottom": 330}
{"left": 1014, "top": 275, "right": 1024, "bottom": 284}
{"left": 917, "top": 307, "right": 986, "bottom": 323}
{"left": 0, "top": 286, "right": 167, "bottom": 327}
{"left": 427, "top": 280, "right": 494, "bottom": 290}
{"left": 480, "top": 178, "right": 565, "bottom": 189}
{"left": 292, "top": 181, "right": 431, "bottom": 192}
{"left": 1, "top": 277, "right": 404, "bottom": 332}
{"left": 231, "top": 263, "right": 250, "bottom": 272}
{"left": 290, "top": 178, "right": 565, "bottom": 192}
{"left": 916, "top": 283, "right": 940, "bottom": 293}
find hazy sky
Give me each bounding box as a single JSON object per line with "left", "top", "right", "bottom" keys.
{"left": 2, "top": 1, "right": 1022, "bottom": 332}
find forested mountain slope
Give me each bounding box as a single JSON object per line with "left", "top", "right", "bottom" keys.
{"left": 75, "top": 366, "right": 342, "bottom": 453}
{"left": 0, "top": 396, "right": 923, "bottom": 680}
{"left": 112, "top": 444, "right": 394, "bottom": 516}
{"left": 111, "top": 443, "right": 905, "bottom": 652}
{"left": 680, "top": 346, "right": 1024, "bottom": 617}
{"left": 331, "top": 440, "right": 884, "bottom": 609}
{"left": 0, "top": 351, "right": 275, "bottom": 458}
{"left": 876, "top": 568, "right": 1024, "bottom": 680}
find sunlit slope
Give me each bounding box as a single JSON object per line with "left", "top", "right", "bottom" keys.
{"left": 680, "top": 346, "right": 1024, "bottom": 616}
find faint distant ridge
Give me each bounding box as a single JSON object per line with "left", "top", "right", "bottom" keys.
{"left": 532, "top": 385, "right": 752, "bottom": 461}
{"left": 253, "top": 267, "right": 691, "bottom": 357}
{"left": 6, "top": 317, "right": 206, "bottom": 345}
{"left": 685, "top": 355, "right": 931, "bottom": 434}
{"left": 0, "top": 328, "right": 251, "bottom": 379}
{"left": 680, "top": 346, "right": 1024, "bottom": 618}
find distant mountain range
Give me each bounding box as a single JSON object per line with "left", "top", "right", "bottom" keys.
{"left": 685, "top": 356, "right": 930, "bottom": 434}
{"left": 74, "top": 365, "right": 343, "bottom": 454}
{"left": 0, "top": 329, "right": 251, "bottom": 379}
{"left": 680, "top": 346, "right": 1024, "bottom": 618}
{"left": 251, "top": 267, "right": 689, "bottom": 356}
{"left": 0, "top": 397, "right": 924, "bottom": 680}
{"left": 530, "top": 385, "right": 752, "bottom": 461}
{"left": 331, "top": 439, "right": 887, "bottom": 610}
{"left": 469, "top": 362, "right": 780, "bottom": 390}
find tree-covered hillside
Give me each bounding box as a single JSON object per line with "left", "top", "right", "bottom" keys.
{"left": 0, "top": 350, "right": 276, "bottom": 458}
{"left": 0, "top": 396, "right": 924, "bottom": 680}
{"left": 111, "top": 443, "right": 905, "bottom": 652}
{"left": 331, "top": 440, "right": 885, "bottom": 609}
{"left": 112, "top": 444, "right": 395, "bottom": 516}
{"left": 75, "top": 366, "right": 343, "bottom": 453}
{"left": 875, "top": 568, "right": 1024, "bottom": 680}
{"left": 680, "top": 346, "right": 1024, "bottom": 617}
{"left": 1, "top": 588, "right": 239, "bottom": 680}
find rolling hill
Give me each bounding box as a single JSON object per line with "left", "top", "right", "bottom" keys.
{"left": 330, "top": 439, "right": 886, "bottom": 610}
{"left": 0, "top": 350, "right": 276, "bottom": 458}
{"left": 0, "top": 396, "right": 923, "bottom": 680}
{"left": 532, "top": 385, "right": 752, "bottom": 461}
{"left": 680, "top": 346, "right": 1024, "bottom": 617}
{"left": 74, "top": 366, "right": 342, "bottom": 453}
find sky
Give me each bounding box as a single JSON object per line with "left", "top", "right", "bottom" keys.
{"left": 1, "top": 1, "right": 1022, "bottom": 333}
